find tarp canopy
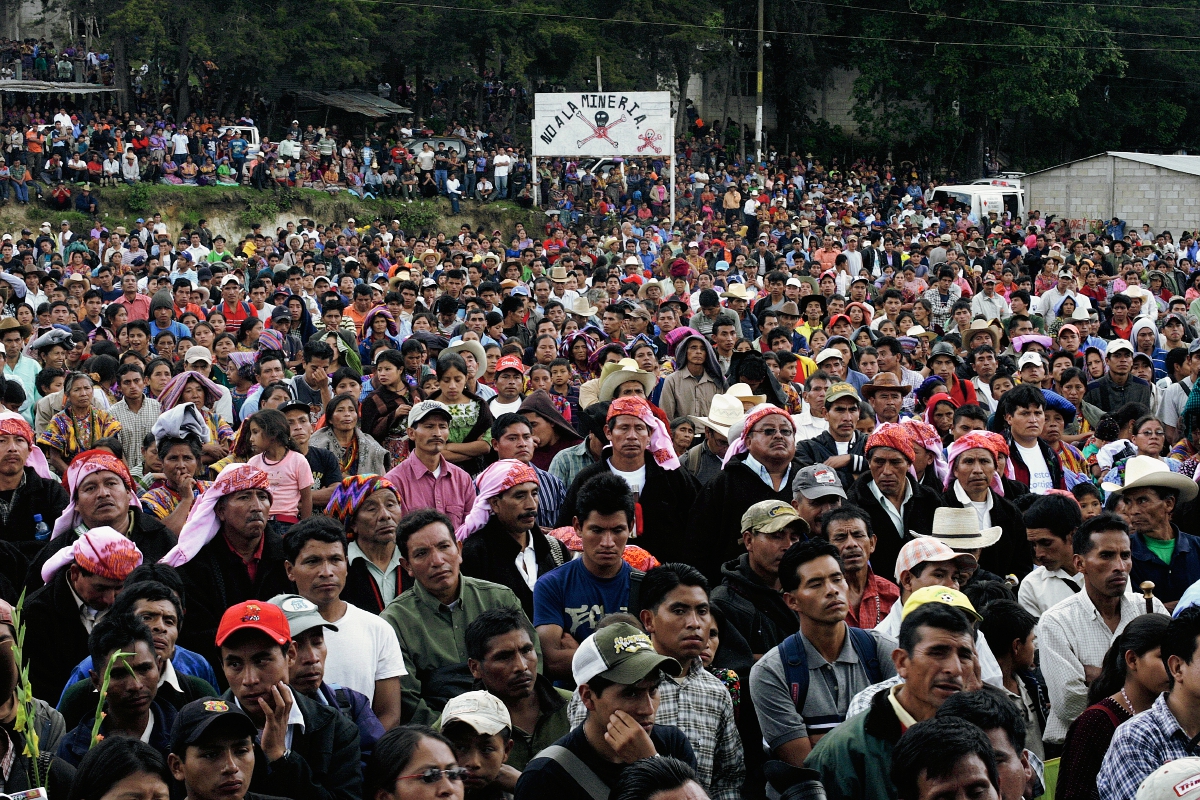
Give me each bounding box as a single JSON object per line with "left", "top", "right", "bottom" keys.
{"left": 293, "top": 89, "right": 411, "bottom": 119}
{"left": 0, "top": 81, "right": 118, "bottom": 94}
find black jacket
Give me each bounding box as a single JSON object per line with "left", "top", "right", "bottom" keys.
{"left": 710, "top": 555, "right": 798, "bottom": 676}
{"left": 846, "top": 472, "right": 945, "bottom": 582}
{"left": 557, "top": 452, "right": 701, "bottom": 567}
{"left": 690, "top": 454, "right": 805, "bottom": 582}
{"left": 0, "top": 467, "right": 69, "bottom": 560}
{"left": 942, "top": 486, "right": 1033, "bottom": 579}
{"left": 26, "top": 509, "right": 176, "bottom": 591}
{"left": 461, "top": 518, "right": 569, "bottom": 618}
{"left": 341, "top": 556, "right": 409, "bottom": 615}
{"left": 23, "top": 569, "right": 93, "bottom": 703}
{"left": 177, "top": 530, "right": 295, "bottom": 679}
{"left": 795, "top": 431, "right": 868, "bottom": 489}
{"left": 1083, "top": 373, "right": 1153, "bottom": 414}
{"left": 0, "top": 727, "right": 74, "bottom": 796}
{"left": 221, "top": 689, "right": 362, "bottom": 800}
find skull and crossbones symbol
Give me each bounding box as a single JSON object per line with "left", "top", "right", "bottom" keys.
{"left": 575, "top": 110, "right": 627, "bottom": 149}
{"left": 637, "top": 129, "right": 663, "bottom": 154}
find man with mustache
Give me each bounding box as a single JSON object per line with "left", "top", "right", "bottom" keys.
{"left": 383, "top": 400, "right": 476, "bottom": 529}
{"left": 324, "top": 475, "right": 404, "bottom": 615}
{"left": 0, "top": 410, "right": 68, "bottom": 558}
{"left": 459, "top": 458, "right": 570, "bottom": 619}
{"left": 1040, "top": 513, "right": 1168, "bottom": 749}
{"left": 806, "top": 601, "right": 981, "bottom": 800}
{"left": 749, "top": 539, "right": 897, "bottom": 769}
{"left": 56, "top": 611, "right": 174, "bottom": 765}
{"left": 166, "top": 464, "right": 295, "bottom": 675}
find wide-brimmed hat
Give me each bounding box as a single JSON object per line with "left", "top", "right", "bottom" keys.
{"left": 906, "top": 325, "right": 937, "bottom": 342}
{"left": 598, "top": 358, "right": 657, "bottom": 401}
{"left": 927, "top": 507, "right": 1002, "bottom": 551}
{"left": 690, "top": 392, "right": 745, "bottom": 438}
{"left": 549, "top": 266, "right": 570, "bottom": 283}
{"left": 570, "top": 297, "right": 598, "bottom": 317}
{"left": 726, "top": 382, "right": 767, "bottom": 408}
{"left": 964, "top": 318, "right": 1001, "bottom": 349}
{"left": 860, "top": 372, "right": 913, "bottom": 400}
{"left": 638, "top": 278, "right": 670, "bottom": 299}
{"left": 721, "top": 284, "right": 751, "bottom": 301}
{"left": 446, "top": 339, "right": 486, "bottom": 368}
{"left": 0, "top": 317, "right": 30, "bottom": 339}
{"left": 1102, "top": 455, "right": 1199, "bottom": 501}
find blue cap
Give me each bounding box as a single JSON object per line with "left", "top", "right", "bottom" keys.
{"left": 136, "top": 218, "right": 145, "bottom": 224}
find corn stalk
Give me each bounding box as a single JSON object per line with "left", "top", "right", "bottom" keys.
{"left": 89, "top": 649, "right": 135, "bottom": 750}
{"left": 10, "top": 591, "right": 44, "bottom": 788}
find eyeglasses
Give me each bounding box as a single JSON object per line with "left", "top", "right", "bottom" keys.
{"left": 397, "top": 767, "right": 469, "bottom": 784}
{"left": 752, "top": 427, "right": 792, "bottom": 439}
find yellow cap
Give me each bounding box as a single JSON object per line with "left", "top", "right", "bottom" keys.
{"left": 901, "top": 585, "right": 982, "bottom": 622}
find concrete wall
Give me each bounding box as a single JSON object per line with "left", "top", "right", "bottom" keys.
{"left": 1, "top": 0, "right": 70, "bottom": 43}
{"left": 1024, "top": 154, "right": 1200, "bottom": 233}
{"left": 686, "top": 66, "right": 862, "bottom": 141}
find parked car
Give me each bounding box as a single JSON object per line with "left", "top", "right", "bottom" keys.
{"left": 218, "top": 125, "right": 261, "bottom": 157}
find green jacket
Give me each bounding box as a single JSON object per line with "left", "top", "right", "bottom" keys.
{"left": 804, "top": 688, "right": 904, "bottom": 800}
{"left": 381, "top": 575, "right": 540, "bottom": 725}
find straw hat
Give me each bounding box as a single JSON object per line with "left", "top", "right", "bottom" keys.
{"left": 570, "top": 297, "right": 599, "bottom": 317}
{"left": 860, "top": 372, "right": 912, "bottom": 400}
{"left": 1102, "top": 455, "right": 1199, "bottom": 501}
{"left": 689, "top": 392, "right": 745, "bottom": 438}
{"left": 721, "top": 284, "right": 751, "bottom": 301}
{"left": 725, "top": 382, "right": 767, "bottom": 409}
{"left": 549, "top": 266, "right": 569, "bottom": 283}
{"left": 964, "top": 318, "right": 1001, "bottom": 350}
{"left": 905, "top": 325, "right": 937, "bottom": 342}
{"left": 926, "top": 507, "right": 1002, "bottom": 550}
{"left": 639, "top": 278, "right": 669, "bottom": 299}
{"left": 445, "top": 339, "right": 486, "bottom": 369}
{"left": 598, "top": 358, "right": 656, "bottom": 401}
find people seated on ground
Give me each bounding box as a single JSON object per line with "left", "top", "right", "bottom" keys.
{"left": 513, "top": 621, "right": 697, "bottom": 798}
{"left": 381, "top": 507, "right": 538, "bottom": 725}
{"left": 215, "top": 600, "right": 363, "bottom": 800}
{"left": 281, "top": 516, "right": 405, "bottom": 729}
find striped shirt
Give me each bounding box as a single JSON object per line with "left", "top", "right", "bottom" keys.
{"left": 109, "top": 396, "right": 162, "bottom": 471}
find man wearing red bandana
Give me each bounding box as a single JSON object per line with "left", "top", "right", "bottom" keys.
{"left": 846, "top": 423, "right": 946, "bottom": 581}
{"left": 28, "top": 448, "right": 176, "bottom": 592}
{"left": 555, "top": 396, "right": 701, "bottom": 567}
{"left": 0, "top": 410, "right": 69, "bottom": 558}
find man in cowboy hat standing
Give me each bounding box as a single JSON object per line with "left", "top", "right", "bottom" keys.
{"left": 862, "top": 373, "right": 911, "bottom": 426}
{"left": 1107, "top": 455, "right": 1200, "bottom": 608}
{"left": 685, "top": 392, "right": 745, "bottom": 485}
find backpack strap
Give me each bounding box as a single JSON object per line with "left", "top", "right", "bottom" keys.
{"left": 536, "top": 744, "right": 609, "bottom": 800}
{"left": 627, "top": 569, "right": 646, "bottom": 617}
{"left": 847, "top": 627, "right": 883, "bottom": 685}
{"left": 780, "top": 632, "right": 809, "bottom": 709}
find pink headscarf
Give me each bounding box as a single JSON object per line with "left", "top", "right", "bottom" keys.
{"left": 51, "top": 450, "right": 140, "bottom": 540}
{"left": 923, "top": 392, "right": 959, "bottom": 429}
{"left": 454, "top": 459, "right": 539, "bottom": 541}
{"left": 720, "top": 403, "right": 794, "bottom": 468}
{"left": 160, "top": 464, "right": 272, "bottom": 568}
{"left": 0, "top": 411, "right": 52, "bottom": 480}
{"left": 41, "top": 526, "right": 143, "bottom": 584}
{"left": 901, "top": 418, "right": 949, "bottom": 487}
{"left": 945, "top": 430, "right": 1007, "bottom": 496}
{"left": 608, "top": 396, "right": 681, "bottom": 470}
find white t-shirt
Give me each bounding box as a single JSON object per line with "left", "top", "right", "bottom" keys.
{"left": 322, "top": 602, "right": 407, "bottom": 701}
{"left": 171, "top": 133, "right": 190, "bottom": 154}
{"left": 489, "top": 398, "right": 522, "bottom": 417}
{"left": 608, "top": 460, "right": 646, "bottom": 496}
{"left": 1015, "top": 442, "right": 1053, "bottom": 494}
{"left": 493, "top": 153, "right": 512, "bottom": 177}
{"left": 835, "top": 440, "right": 850, "bottom": 455}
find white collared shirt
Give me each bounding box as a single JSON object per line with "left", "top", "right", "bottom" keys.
{"left": 868, "top": 478, "right": 913, "bottom": 537}
{"left": 953, "top": 481, "right": 993, "bottom": 531}
{"left": 1017, "top": 566, "right": 1084, "bottom": 619}
{"left": 348, "top": 541, "right": 403, "bottom": 607}
{"left": 743, "top": 453, "right": 792, "bottom": 492}
{"left": 515, "top": 539, "right": 538, "bottom": 590}
{"left": 68, "top": 581, "right": 104, "bottom": 634}
{"left": 159, "top": 657, "right": 183, "bottom": 692}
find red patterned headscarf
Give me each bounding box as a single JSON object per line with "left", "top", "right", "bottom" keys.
{"left": 721, "top": 404, "right": 794, "bottom": 468}
{"left": 901, "top": 418, "right": 949, "bottom": 486}
{"left": 51, "top": 450, "right": 140, "bottom": 540}
{"left": 607, "top": 396, "right": 680, "bottom": 470}
{"left": 0, "top": 411, "right": 52, "bottom": 480}
{"left": 41, "top": 526, "right": 144, "bottom": 584}
{"left": 160, "top": 464, "right": 272, "bottom": 568}
{"left": 454, "top": 459, "right": 540, "bottom": 541}
{"left": 945, "top": 430, "right": 1006, "bottom": 496}
{"left": 866, "top": 422, "right": 915, "bottom": 463}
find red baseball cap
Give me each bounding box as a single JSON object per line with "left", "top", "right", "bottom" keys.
{"left": 216, "top": 601, "right": 291, "bottom": 647}
{"left": 495, "top": 355, "right": 525, "bottom": 375}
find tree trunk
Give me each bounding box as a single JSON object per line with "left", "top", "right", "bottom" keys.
{"left": 176, "top": 16, "right": 192, "bottom": 122}
{"left": 112, "top": 32, "right": 130, "bottom": 113}
{"left": 675, "top": 56, "right": 689, "bottom": 138}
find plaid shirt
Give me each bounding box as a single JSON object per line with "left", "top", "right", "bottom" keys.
{"left": 567, "top": 658, "right": 745, "bottom": 800}
{"left": 1098, "top": 693, "right": 1200, "bottom": 800}
{"left": 533, "top": 465, "right": 566, "bottom": 530}
{"left": 109, "top": 396, "right": 162, "bottom": 471}
{"left": 922, "top": 284, "right": 962, "bottom": 329}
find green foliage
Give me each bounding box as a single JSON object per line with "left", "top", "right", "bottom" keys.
{"left": 90, "top": 650, "right": 135, "bottom": 749}
{"left": 11, "top": 592, "right": 45, "bottom": 788}
{"left": 126, "top": 182, "right": 153, "bottom": 215}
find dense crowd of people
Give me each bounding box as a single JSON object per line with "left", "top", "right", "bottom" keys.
{"left": 5, "top": 147, "right": 1200, "bottom": 800}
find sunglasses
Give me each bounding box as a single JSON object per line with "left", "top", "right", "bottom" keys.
{"left": 397, "top": 767, "right": 469, "bottom": 785}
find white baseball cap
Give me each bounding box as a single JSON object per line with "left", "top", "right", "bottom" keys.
{"left": 1137, "top": 758, "right": 1200, "bottom": 800}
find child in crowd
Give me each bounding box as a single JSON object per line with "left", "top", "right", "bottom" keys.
{"left": 246, "top": 408, "right": 313, "bottom": 529}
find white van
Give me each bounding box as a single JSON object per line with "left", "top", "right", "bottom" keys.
{"left": 218, "top": 125, "right": 261, "bottom": 158}
{"left": 930, "top": 184, "right": 1023, "bottom": 225}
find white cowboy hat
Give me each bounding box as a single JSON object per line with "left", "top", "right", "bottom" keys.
{"left": 725, "top": 382, "right": 767, "bottom": 407}
{"left": 598, "top": 358, "right": 656, "bottom": 401}
{"left": 721, "top": 284, "right": 751, "bottom": 301}
{"left": 926, "top": 507, "right": 1003, "bottom": 550}
{"left": 445, "top": 339, "right": 487, "bottom": 369}
{"left": 570, "top": 297, "right": 599, "bottom": 317}
{"left": 689, "top": 393, "right": 746, "bottom": 438}
{"left": 1102, "top": 455, "right": 1199, "bottom": 501}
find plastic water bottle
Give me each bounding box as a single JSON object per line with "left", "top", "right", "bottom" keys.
{"left": 33, "top": 514, "right": 49, "bottom": 541}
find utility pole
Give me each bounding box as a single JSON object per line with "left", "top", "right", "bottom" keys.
{"left": 597, "top": 56, "right": 602, "bottom": 92}
{"left": 755, "top": 0, "right": 764, "bottom": 164}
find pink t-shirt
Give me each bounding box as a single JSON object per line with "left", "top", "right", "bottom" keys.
{"left": 248, "top": 450, "right": 313, "bottom": 518}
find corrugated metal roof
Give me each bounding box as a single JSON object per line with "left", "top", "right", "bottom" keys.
{"left": 293, "top": 89, "right": 411, "bottom": 119}
{"left": 0, "top": 80, "right": 118, "bottom": 94}
{"left": 1024, "top": 151, "right": 1200, "bottom": 178}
